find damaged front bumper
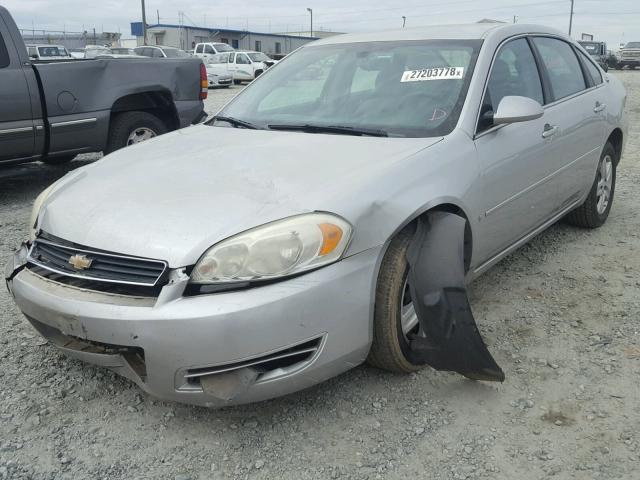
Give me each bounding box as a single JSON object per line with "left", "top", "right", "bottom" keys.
{"left": 4, "top": 242, "right": 28, "bottom": 296}
{"left": 6, "top": 246, "right": 379, "bottom": 407}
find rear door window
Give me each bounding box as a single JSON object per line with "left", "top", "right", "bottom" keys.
{"left": 578, "top": 51, "right": 603, "bottom": 86}
{"left": 0, "top": 33, "right": 9, "bottom": 68}
{"left": 532, "top": 37, "right": 586, "bottom": 101}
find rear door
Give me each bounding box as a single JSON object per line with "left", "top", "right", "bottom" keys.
{"left": 530, "top": 36, "right": 604, "bottom": 210}
{"left": 0, "top": 25, "right": 36, "bottom": 162}
{"left": 473, "top": 37, "right": 557, "bottom": 261}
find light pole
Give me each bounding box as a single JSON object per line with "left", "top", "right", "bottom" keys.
{"left": 141, "top": 0, "right": 147, "bottom": 45}
{"left": 402, "top": 16, "right": 406, "bottom": 28}
{"left": 307, "top": 8, "right": 313, "bottom": 37}
{"left": 568, "top": 0, "right": 574, "bottom": 36}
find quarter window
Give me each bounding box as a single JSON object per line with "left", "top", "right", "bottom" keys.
{"left": 578, "top": 51, "right": 603, "bottom": 85}
{"left": 478, "top": 38, "right": 543, "bottom": 132}
{"left": 0, "top": 33, "right": 9, "bottom": 68}
{"left": 532, "top": 37, "right": 586, "bottom": 101}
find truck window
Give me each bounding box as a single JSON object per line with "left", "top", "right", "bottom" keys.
{"left": 204, "top": 45, "right": 215, "bottom": 54}
{"left": 195, "top": 44, "right": 203, "bottom": 54}
{"left": 0, "top": 33, "right": 9, "bottom": 68}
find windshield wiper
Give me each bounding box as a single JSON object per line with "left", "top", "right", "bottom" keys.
{"left": 268, "top": 124, "right": 388, "bottom": 137}
{"left": 211, "top": 115, "right": 259, "bottom": 130}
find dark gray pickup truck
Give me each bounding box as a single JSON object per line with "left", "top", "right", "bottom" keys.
{"left": 0, "top": 6, "right": 206, "bottom": 166}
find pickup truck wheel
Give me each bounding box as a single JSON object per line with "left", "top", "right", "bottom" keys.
{"left": 106, "top": 111, "right": 167, "bottom": 154}
{"left": 564, "top": 142, "right": 616, "bottom": 228}
{"left": 42, "top": 155, "right": 76, "bottom": 166}
{"left": 367, "top": 227, "right": 426, "bottom": 373}
{"left": 233, "top": 79, "right": 242, "bottom": 85}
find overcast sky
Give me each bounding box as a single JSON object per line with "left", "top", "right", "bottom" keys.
{"left": 4, "top": 0, "right": 639, "bottom": 48}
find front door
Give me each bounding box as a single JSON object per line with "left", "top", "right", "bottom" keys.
{"left": 473, "top": 37, "right": 558, "bottom": 262}
{"left": 0, "top": 26, "right": 35, "bottom": 162}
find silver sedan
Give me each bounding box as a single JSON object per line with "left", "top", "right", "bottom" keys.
{"left": 6, "top": 23, "right": 627, "bottom": 407}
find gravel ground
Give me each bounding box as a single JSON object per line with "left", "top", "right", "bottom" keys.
{"left": 0, "top": 73, "right": 639, "bottom": 480}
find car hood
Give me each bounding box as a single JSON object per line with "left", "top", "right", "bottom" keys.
{"left": 39, "top": 125, "right": 441, "bottom": 267}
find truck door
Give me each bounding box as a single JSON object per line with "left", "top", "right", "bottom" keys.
{"left": 0, "top": 25, "right": 36, "bottom": 162}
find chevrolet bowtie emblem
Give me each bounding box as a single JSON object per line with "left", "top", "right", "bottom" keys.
{"left": 68, "top": 254, "right": 93, "bottom": 270}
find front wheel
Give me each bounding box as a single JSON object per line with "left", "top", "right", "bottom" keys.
{"left": 367, "top": 227, "right": 426, "bottom": 373}
{"left": 564, "top": 142, "right": 616, "bottom": 228}
{"left": 105, "top": 111, "right": 167, "bottom": 155}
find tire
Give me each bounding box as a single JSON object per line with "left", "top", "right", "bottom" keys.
{"left": 367, "top": 226, "right": 426, "bottom": 373}
{"left": 254, "top": 70, "right": 263, "bottom": 78}
{"left": 42, "top": 154, "right": 76, "bottom": 166}
{"left": 105, "top": 111, "right": 167, "bottom": 155}
{"left": 564, "top": 142, "right": 616, "bottom": 228}
{"left": 233, "top": 79, "right": 242, "bottom": 85}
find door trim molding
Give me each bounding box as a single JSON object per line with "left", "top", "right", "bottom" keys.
{"left": 0, "top": 126, "right": 33, "bottom": 135}
{"left": 51, "top": 118, "right": 97, "bottom": 128}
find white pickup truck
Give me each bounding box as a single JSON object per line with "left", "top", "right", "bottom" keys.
{"left": 205, "top": 51, "right": 278, "bottom": 84}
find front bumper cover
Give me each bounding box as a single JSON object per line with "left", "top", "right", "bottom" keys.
{"left": 7, "top": 246, "right": 380, "bottom": 407}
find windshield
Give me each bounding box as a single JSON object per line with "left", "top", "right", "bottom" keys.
{"left": 38, "top": 46, "right": 69, "bottom": 57}
{"left": 216, "top": 40, "right": 481, "bottom": 138}
{"left": 625, "top": 42, "right": 640, "bottom": 48}
{"left": 163, "top": 48, "right": 189, "bottom": 58}
{"left": 248, "top": 52, "right": 271, "bottom": 62}
{"left": 214, "top": 43, "right": 234, "bottom": 52}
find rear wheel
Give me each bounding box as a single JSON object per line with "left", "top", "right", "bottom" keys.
{"left": 367, "top": 227, "right": 426, "bottom": 373}
{"left": 564, "top": 142, "right": 616, "bottom": 228}
{"left": 105, "top": 111, "right": 167, "bottom": 155}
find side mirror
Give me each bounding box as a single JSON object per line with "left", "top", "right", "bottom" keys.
{"left": 493, "top": 96, "right": 544, "bottom": 125}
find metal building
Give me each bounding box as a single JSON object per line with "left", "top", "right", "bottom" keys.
{"left": 131, "top": 22, "right": 317, "bottom": 56}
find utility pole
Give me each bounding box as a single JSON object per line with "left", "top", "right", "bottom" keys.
{"left": 141, "top": 0, "right": 147, "bottom": 45}
{"left": 568, "top": 0, "right": 574, "bottom": 36}
{"left": 157, "top": 9, "right": 160, "bottom": 24}
{"left": 307, "top": 8, "right": 313, "bottom": 37}
{"left": 402, "top": 16, "right": 406, "bottom": 28}
{"left": 513, "top": 15, "right": 517, "bottom": 24}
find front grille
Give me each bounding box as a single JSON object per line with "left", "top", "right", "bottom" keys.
{"left": 28, "top": 237, "right": 167, "bottom": 286}
{"left": 26, "top": 234, "right": 168, "bottom": 297}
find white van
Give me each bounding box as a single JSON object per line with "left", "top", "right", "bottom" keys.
{"left": 194, "top": 42, "right": 235, "bottom": 63}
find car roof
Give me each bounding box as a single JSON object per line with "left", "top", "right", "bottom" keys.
{"left": 311, "top": 23, "right": 567, "bottom": 46}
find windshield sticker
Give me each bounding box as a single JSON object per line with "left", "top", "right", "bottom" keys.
{"left": 401, "top": 67, "right": 465, "bottom": 82}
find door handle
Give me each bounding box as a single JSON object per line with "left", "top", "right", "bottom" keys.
{"left": 594, "top": 102, "right": 606, "bottom": 113}
{"left": 542, "top": 124, "right": 559, "bottom": 139}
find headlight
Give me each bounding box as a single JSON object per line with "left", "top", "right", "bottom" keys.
{"left": 190, "top": 213, "right": 351, "bottom": 284}
{"left": 28, "top": 183, "right": 57, "bottom": 241}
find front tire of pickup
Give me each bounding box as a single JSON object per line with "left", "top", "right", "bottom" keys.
{"left": 105, "top": 111, "right": 167, "bottom": 155}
